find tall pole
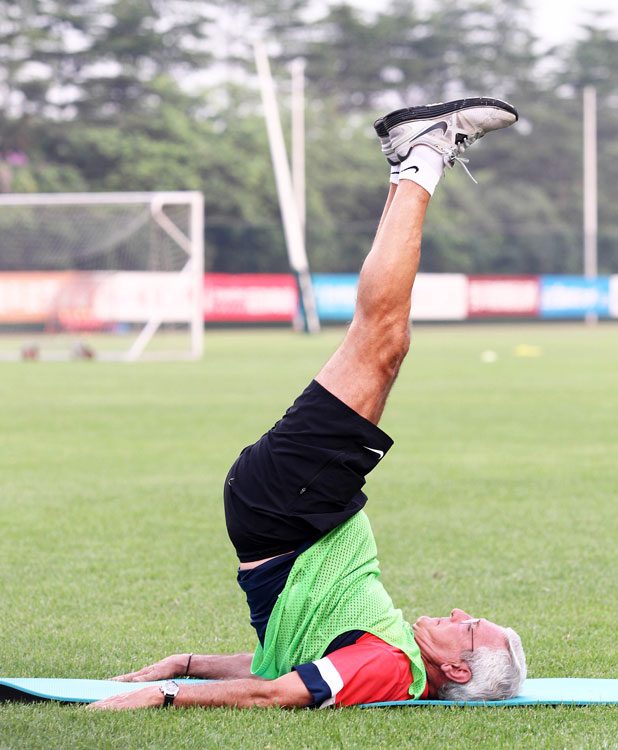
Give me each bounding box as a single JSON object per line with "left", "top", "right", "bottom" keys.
{"left": 290, "top": 58, "right": 306, "bottom": 237}
{"left": 253, "top": 41, "right": 320, "bottom": 334}
{"left": 583, "top": 85, "right": 598, "bottom": 324}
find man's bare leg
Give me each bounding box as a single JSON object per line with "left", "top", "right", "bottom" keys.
{"left": 316, "top": 97, "right": 519, "bottom": 424}
{"left": 316, "top": 179, "right": 429, "bottom": 425}
{"left": 374, "top": 181, "right": 398, "bottom": 240}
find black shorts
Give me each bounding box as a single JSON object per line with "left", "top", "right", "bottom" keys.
{"left": 224, "top": 380, "right": 394, "bottom": 562}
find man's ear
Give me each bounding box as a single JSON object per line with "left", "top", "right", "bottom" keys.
{"left": 440, "top": 661, "right": 472, "bottom": 684}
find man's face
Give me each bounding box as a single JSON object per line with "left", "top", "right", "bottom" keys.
{"left": 412, "top": 608, "right": 507, "bottom": 668}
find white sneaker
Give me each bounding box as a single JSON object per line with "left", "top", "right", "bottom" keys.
{"left": 377, "top": 97, "right": 518, "bottom": 169}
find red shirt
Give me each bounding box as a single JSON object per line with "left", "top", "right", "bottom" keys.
{"left": 294, "top": 632, "right": 428, "bottom": 707}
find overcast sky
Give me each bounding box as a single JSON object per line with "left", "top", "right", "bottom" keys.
{"left": 347, "top": 0, "right": 618, "bottom": 45}
{"left": 531, "top": 0, "right": 618, "bottom": 44}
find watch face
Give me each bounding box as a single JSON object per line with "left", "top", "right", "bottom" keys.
{"left": 162, "top": 680, "right": 180, "bottom": 698}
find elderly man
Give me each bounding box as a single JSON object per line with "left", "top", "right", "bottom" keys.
{"left": 91, "top": 97, "right": 526, "bottom": 711}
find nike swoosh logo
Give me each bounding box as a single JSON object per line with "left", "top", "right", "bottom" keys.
{"left": 401, "top": 165, "right": 419, "bottom": 174}
{"left": 363, "top": 446, "right": 384, "bottom": 460}
{"left": 415, "top": 121, "right": 448, "bottom": 139}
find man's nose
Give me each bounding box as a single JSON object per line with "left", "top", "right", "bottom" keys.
{"left": 450, "top": 608, "right": 471, "bottom": 621}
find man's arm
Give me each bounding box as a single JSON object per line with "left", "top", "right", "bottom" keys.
{"left": 112, "top": 653, "right": 257, "bottom": 682}
{"left": 88, "top": 671, "right": 312, "bottom": 710}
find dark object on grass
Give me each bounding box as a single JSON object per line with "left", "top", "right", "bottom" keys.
{"left": 71, "top": 343, "right": 96, "bottom": 360}
{"left": 21, "top": 343, "right": 39, "bottom": 361}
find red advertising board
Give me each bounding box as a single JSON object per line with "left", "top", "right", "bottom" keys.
{"left": 0, "top": 271, "right": 74, "bottom": 323}
{"left": 0, "top": 271, "right": 298, "bottom": 325}
{"left": 0, "top": 271, "right": 194, "bottom": 326}
{"left": 467, "top": 275, "right": 540, "bottom": 317}
{"left": 203, "top": 273, "right": 298, "bottom": 322}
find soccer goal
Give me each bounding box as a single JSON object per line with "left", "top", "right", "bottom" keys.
{"left": 0, "top": 192, "right": 204, "bottom": 361}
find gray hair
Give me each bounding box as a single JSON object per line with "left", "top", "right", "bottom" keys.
{"left": 437, "top": 627, "right": 526, "bottom": 701}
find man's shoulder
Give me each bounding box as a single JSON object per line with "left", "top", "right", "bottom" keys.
{"left": 295, "top": 633, "right": 417, "bottom": 707}
{"left": 327, "top": 633, "right": 412, "bottom": 677}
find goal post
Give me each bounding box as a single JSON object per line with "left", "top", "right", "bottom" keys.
{"left": 0, "top": 191, "right": 204, "bottom": 361}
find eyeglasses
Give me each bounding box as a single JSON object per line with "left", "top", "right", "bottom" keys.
{"left": 461, "top": 618, "right": 480, "bottom": 652}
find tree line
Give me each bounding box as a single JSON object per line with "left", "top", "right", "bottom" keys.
{"left": 1, "top": 0, "right": 617, "bottom": 274}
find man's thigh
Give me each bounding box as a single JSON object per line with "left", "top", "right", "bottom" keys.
{"left": 223, "top": 380, "right": 393, "bottom": 562}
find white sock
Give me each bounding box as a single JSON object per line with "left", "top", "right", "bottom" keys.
{"left": 398, "top": 144, "right": 445, "bottom": 195}
{"left": 389, "top": 164, "right": 400, "bottom": 185}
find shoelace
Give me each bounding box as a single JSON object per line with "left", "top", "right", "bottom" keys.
{"left": 443, "top": 133, "right": 483, "bottom": 184}
{"left": 448, "top": 154, "right": 477, "bottom": 184}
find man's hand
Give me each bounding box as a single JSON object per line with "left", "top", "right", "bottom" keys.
{"left": 112, "top": 652, "right": 256, "bottom": 681}
{"left": 111, "top": 654, "right": 187, "bottom": 682}
{"left": 87, "top": 686, "right": 163, "bottom": 711}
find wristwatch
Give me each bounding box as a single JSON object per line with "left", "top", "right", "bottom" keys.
{"left": 159, "top": 680, "right": 180, "bottom": 707}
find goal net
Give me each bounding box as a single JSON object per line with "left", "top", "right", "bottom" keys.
{"left": 0, "top": 192, "right": 204, "bottom": 361}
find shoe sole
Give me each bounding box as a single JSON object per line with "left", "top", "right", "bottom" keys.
{"left": 383, "top": 97, "right": 518, "bottom": 131}
{"left": 373, "top": 117, "right": 389, "bottom": 138}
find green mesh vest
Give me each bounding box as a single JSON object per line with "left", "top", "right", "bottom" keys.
{"left": 251, "top": 510, "right": 427, "bottom": 699}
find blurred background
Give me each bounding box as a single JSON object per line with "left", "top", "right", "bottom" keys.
{"left": 1, "top": 0, "right": 617, "bottom": 279}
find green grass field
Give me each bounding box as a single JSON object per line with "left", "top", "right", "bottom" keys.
{"left": 1, "top": 323, "right": 618, "bottom": 749}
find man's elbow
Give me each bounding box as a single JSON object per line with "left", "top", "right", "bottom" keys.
{"left": 260, "top": 677, "right": 312, "bottom": 709}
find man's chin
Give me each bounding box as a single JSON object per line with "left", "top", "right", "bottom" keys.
{"left": 414, "top": 615, "right": 443, "bottom": 630}
{"left": 413, "top": 614, "right": 431, "bottom": 628}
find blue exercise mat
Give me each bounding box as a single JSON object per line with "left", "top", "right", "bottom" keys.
{"left": 0, "top": 678, "right": 211, "bottom": 703}
{"left": 1, "top": 677, "right": 617, "bottom": 706}
{"left": 359, "top": 679, "right": 618, "bottom": 707}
